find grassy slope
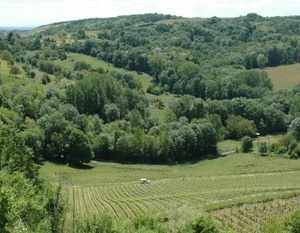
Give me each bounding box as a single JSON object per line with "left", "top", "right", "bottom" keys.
{"left": 40, "top": 134, "right": 300, "bottom": 231}
{"left": 40, "top": 150, "right": 300, "bottom": 186}
{"left": 266, "top": 63, "right": 300, "bottom": 91}
{"left": 40, "top": 150, "right": 300, "bottom": 230}
{"left": 54, "top": 52, "right": 153, "bottom": 89}
{"left": 41, "top": 150, "right": 300, "bottom": 229}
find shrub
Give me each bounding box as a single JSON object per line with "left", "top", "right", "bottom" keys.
{"left": 257, "top": 141, "right": 268, "bottom": 154}
{"left": 191, "top": 216, "right": 219, "bottom": 233}
{"left": 241, "top": 136, "right": 253, "bottom": 153}
{"left": 291, "top": 144, "right": 300, "bottom": 159}
{"left": 284, "top": 210, "right": 300, "bottom": 233}
{"left": 77, "top": 214, "right": 115, "bottom": 233}
{"left": 262, "top": 218, "right": 284, "bottom": 233}
{"left": 0, "top": 190, "right": 11, "bottom": 232}
{"left": 288, "top": 140, "right": 298, "bottom": 155}
{"left": 133, "top": 215, "right": 166, "bottom": 233}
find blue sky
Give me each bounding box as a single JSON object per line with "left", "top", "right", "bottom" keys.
{"left": 0, "top": 0, "right": 299, "bottom": 27}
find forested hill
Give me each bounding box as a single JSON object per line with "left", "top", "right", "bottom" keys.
{"left": 27, "top": 13, "right": 300, "bottom": 96}
{"left": 33, "top": 13, "right": 300, "bottom": 69}
{"left": 0, "top": 13, "right": 300, "bottom": 167}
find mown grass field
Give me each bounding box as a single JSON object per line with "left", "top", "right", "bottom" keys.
{"left": 266, "top": 63, "right": 300, "bottom": 91}
{"left": 40, "top": 135, "right": 300, "bottom": 232}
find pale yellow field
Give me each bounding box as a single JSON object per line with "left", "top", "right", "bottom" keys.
{"left": 266, "top": 63, "right": 300, "bottom": 91}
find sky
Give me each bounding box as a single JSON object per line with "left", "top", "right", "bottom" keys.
{"left": 0, "top": 0, "right": 299, "bottom": 27}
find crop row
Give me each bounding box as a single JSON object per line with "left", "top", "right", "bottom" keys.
{"left": 211, "top": 196, "right": 300, "bottom": 233}
{"left": 64, "top": 176, "right": 300, "bottom": 222}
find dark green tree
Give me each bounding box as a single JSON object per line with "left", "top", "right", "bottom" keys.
{"left": 257, "top": 141, "right": 268, "bottom": 154}
{"left": 241, "top": 136, "right": 253, "bottom": 153}
{"left": 288, "top": 117, "right": 300, "bottom": 140}
{"left": 226, "top": 115, "right": 256, "bottom": 139}
{"left": 0, "top": 190, "right": 11, "bottom": 232}
{"left": 67, "top": 128, "right": 93, "bottom": 164}
{"left": 37, "top": 112, "right": 70, "bottom": 160}
{"left": 148, "top": 55, "right": 165, "bottom": 83}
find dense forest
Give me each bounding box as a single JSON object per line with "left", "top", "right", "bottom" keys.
{"left": 0, "top": 13, "right": 300, "bottom": 231}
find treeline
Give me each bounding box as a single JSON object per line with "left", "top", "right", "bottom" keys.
{"left": 5, "top": 14, "right": 299, "bottom": 79}
{"left": 8, "top": 13, "right": 298, "bottom": 101}
{"left": 1, "top": 13, "right": 300, "bottom": 165}
{"left": 34, "top": 13, "right": 300, "bottom": 74}
{"left": 0, "top": 66, "right": 218, "bottom": 164}
{"left": 1, "top": 63, "right": 300, "bottom": 165}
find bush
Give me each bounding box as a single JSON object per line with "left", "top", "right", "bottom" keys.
{"left": 284, "top": 210, "right": 300, "bottom": 233}
{"left": 77, "top": 214, "right": 115, "bottom": 233}
{"left": 257, "top": 141, "right": 268, "bottom": 154}
{"left": 288, "top": 140, "right": 298, "bottom": 155}
{"left": 147, "top": 84, "right": 164, "bottom": 95}
{"left": 133, "top": 215, "right": 166, "bottom": 233}
{"left": 0, "top": 190, "right": 11, "bottom": 232}
{"left": 241, "top": 136, "right": 253, "bottom": 153}
{"left": 262, "top": 218, "right": 284, "bottom": 233}
{"left": 191, "top": 216, "right": 219, "bottom": 233}
{"left": 74, "top": 61, "right": 91, "bottom": 71}
{"left": 291, "top": 144, "right": 300, "bottom": 159}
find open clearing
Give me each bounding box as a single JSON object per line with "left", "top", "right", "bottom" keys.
{"left": 40, "top": 139, "right": 300, "bottom": 232}
{"left": 266, "top": 63, "right": 300, "bottom": 91}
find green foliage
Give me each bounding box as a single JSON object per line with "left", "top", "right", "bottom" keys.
{"left": 288, "top": 117, "right": 300, "bottom": 140}
{"left": 284, "top": 210, "right": 300, "bottom": 233}
{"left": 38, "top": 60, "right": 55, "bottom": 74}
{"left": 1, "top": 50, "right": 13, "bottom": 61}
{"left": 2, "top": 15, "right": 300, "bottom": 231}
{"left": 257, "top": 141, "right": 268, "bottom": 154}
{"left": 262, "top": 218, "right": 284, "bottom": 233}
{"left": 67, "top": 128, "right": 93, "bottom": 164}
{"left": 0, "top": 190, "right": 11, "bottom": 232}
{"left": 257, "top": 53, "right": 269, "bottom": 68}
{"left": 241, "top": 136, "right": 253, "bottom": 153}
{"left": 291, "top": 144, "right": 300, "bottom": 159}
{"left": 0, "top": 121, "right": 38, "bottom": 179}
{"left": 133, "top": 215, "right": 166, "bottom": 233}
{"left": 226, "top": 115, "right": 256, "bottom": 139}
{"left": 170, "top": 95, "right": 205, "bottom": 121}
{"left": 77, "top": 214, "right": 116, "bottom": 233}
{"left": 9, "top": 66, "right": 21, "bottom": 77}
{"left": 178, "top": 62, "right": 202, "bottom": 79}
{"left": 165, "top": 206, "right": 221, "bottom": 233}
{"left": 74, "top": 60, "right": 91, "bottom": 71}
{"left": 269, "top": 134, "right": 296, "bottom": 155}
{"left": 1, "top": 172, "right": 66, "bottom": 232}
{"left": 191, "top": 216, "right": 219, "bottom": 233}
{"left": 148, "top": 55, "right": 165, "bottom": 83}
{"left": 22, "top": 124, "right": 45, "bottom": 162}
{"left": 206, "top": 114, "right": 228, "bottom": 141}
{"left": 66, "top": 74, "right": 123, "bottom": 116}
{"left": 42, "top": 73, "right": 51, "bottom": 85}
{"left": 46, "top": 184, "right": 66, "bottom": 233}
{"left": 77, "top": 29, "right": 86, "bottom": 39}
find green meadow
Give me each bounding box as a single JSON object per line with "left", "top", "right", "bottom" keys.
{"left": 40, "top": 134, "right": 300, "bottom": 231}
